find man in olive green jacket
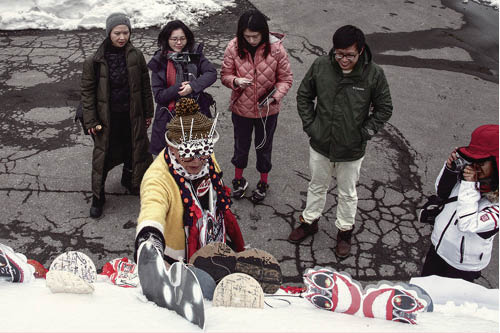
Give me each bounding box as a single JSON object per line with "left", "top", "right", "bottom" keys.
{"left": 288, "top": 25, "right": 393, "bottom": 258}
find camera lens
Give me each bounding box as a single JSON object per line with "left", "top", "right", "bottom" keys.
{"left": 450, "top": 157, "right": 466, "bottom": 172}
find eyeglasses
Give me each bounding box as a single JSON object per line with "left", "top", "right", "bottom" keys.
{"left": 169, "top": 37, "right": 187, "bottom": 43}
{"left": 334, "top": 52, "right": 359, "bottom": 61}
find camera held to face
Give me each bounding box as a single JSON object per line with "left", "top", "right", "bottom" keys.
{"left": 449, "top": 152, "right": 472, "bottom": 173}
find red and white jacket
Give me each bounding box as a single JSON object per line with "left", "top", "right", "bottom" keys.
{"left": 431, "top": 164, "right": 499, "bottom": 271}
{"left": 221, "top": 33, "right": 293, "bottom": 118}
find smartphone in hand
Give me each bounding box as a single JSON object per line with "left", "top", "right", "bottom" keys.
{"left": 258, "top": 87, "right": 276, "bottom": 108}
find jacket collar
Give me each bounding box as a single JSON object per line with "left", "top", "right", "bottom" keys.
{"left": 241, "top": 32, "right": 285, "bottom": 56}
{"left": 93, "top": 38, "right": 133, "bottom": 62}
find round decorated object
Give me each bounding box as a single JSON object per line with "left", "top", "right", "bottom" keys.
{"left": 213, "top": 273, "right": 264, "bottom": 309}
{"left": 235, "top": 248, "right": 282, "bottom": 294}
{"left": 46, "top": 251, "right": 97, "bottom": 294}
{"left": 189, "top": 242, "right": 236, "bottom": 283}
{"left": 49, "top": 251, "right": 97, "bottom": 283}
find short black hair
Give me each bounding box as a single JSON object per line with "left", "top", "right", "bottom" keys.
{"left": 236, "top": 9, "right": 270, "bottom": 59}
{"left": 332, "top": 25, "right": 365, "bottom": 52}
{"left": 157, "top": 20, "right": 195, "bottom": 53}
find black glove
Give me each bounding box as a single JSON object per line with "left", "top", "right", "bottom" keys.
{"left": 134, "top": 227, "right": 165, "bottom": 263}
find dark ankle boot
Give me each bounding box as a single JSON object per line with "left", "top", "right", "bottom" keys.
{"left": 335, "top": 228, "right": 353, "bottom": 258}
{"left": 121, "top": 168, "right": 132, "bottom": 190}
{"left": 121, "top": 168, "right": 139, "bottom": 195}
{"left": 90, "top": 191, "right": 105, "bottom": 219}
{"left": 288, "top": 215, "right": 319, "bottom": 243}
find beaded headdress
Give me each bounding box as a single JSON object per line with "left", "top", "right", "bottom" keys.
{"left": 165, "top": 98, "right": 219, "bottom": 159}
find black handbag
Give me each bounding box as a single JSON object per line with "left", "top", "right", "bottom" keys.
{"left": 197, "top": 91, "right": 216, "bottom": 118}
{"left": 418, "top": 195, "right": 458, "bottom": 225}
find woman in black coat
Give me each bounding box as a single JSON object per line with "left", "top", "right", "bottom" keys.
{"left": 81, "top": 13, "right": 154, "bottom": 218}
{"left": 148, "top": 20, "right": 217, "bottom": 155}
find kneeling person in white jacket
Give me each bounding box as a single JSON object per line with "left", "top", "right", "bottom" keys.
{"left": 421, "top": 124, "right": 499, "bottom": 282}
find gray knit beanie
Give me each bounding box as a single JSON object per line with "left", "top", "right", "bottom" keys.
{"left": 106, "top": 13, "right": 131, "bottom": 37}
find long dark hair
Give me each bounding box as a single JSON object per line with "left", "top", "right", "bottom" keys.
{"left": 236, "top": 10, "right": 270, "bottom": 59}
{"left": 157, "top": 20, "right": 195, "bottom": 53}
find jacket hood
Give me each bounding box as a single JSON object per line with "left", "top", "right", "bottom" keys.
{"left": 361, "top": 43, "right": 372, "bottom": 64}
{"left": 269, "top": 32, "right": 285, "bottom": 44}
{"left": 148, "top": 49, "right": 163, "bottom": 71}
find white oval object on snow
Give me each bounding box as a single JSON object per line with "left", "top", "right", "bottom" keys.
{"left": 46, "top": 251, "right": 97, "bottom": 294}
{"left": 213, "top": 273, "right": 264, "bottom": 309}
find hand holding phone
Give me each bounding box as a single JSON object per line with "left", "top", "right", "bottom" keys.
{"left": 258, "top": 87, "right": 276, "bottom": 108}
{"left": 235, "top": 77, "right": 253, "bottom": 88}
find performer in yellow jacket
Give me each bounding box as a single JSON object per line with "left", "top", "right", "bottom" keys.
{"left": 134, "top": 98, "right": 245, "bottom": 264}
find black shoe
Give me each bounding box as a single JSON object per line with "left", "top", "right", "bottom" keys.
{"left": 335, "top": 228, "right": 353, "bottom": 258}
{"left": 121, "top": 177, "right": 131, "bottom": 189}
{"left": 251, "top": 181, "right": 269, "bottom": 203}
{"left": 231, "top": 177, "right": 248, "bottom": 199}
{"left": 121, "top": 168, "right": 138, "bottom": 195}
{"left": 90, "top": 205, "right": 103, "bottom": 219}
{"left": 124, "top": 185, "right": 140, "bottom": 196}
{"left": 90, "top": 194, "right": 105, "bottom": 219}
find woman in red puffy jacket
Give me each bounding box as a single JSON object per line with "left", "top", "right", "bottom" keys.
{"left": 221, "top": 9, "right": 293, "bottom": 203}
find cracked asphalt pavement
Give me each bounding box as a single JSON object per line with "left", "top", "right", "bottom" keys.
{"left": 0, "top": 0, "right": 498, "bottom": 289}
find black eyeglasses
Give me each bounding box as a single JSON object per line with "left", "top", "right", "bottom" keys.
{"left": 334, "top": 52, "right": 359, "bottom": 61}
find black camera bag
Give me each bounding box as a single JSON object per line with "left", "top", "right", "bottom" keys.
{"left": 418, "top": 195, "right": 458, "bottom": 225}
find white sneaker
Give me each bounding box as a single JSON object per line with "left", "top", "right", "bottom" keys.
{"left": 0, "top": 243, "right": 35, "bottom": 283}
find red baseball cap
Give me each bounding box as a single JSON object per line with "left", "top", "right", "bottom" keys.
{"left": 458, "top": 124, "right": 499, "bottom": 169}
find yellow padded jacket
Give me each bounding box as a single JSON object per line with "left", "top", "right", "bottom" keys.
{"left": 136, "top": 149, "right": 221, "bottom": 261}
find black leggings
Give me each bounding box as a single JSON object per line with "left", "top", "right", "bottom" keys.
{"left": 421, "top": 246, "right": 481, "bottom": 282}
{"left": 231, "top": 112, "right": 278, "bottom": 174}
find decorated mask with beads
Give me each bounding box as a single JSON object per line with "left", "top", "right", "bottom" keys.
{"left": 165, "top": 97, "right": 219, "bottom": 159}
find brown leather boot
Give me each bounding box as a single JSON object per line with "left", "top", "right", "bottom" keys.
{"left": 335, "top": 228, "right": 353, "bottom": 258}
{"left": 288, "top": 215, "right": 319, "bottom": 244}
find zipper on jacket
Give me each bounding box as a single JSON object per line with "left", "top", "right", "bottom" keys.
{"left": 435, "top": 211, "right": 456, "bottom": 252}
{"left": 253, "top": 68, "right": 258, "bottom": 114}
{"left": 459, "top": 236, "right": 465, "bottom": 263}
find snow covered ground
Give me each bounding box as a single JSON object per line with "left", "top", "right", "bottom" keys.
{"left": 0, "top": 276, "right": 498, "bottom": 332}
{"left": 0, "top": 0, "right": 235, "bottom": 30}
{"left": 466, "top": 0, "right": 499, "bottom": 8}
{"left": 0, "top": 0, "right": 497, "bottom": 31}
